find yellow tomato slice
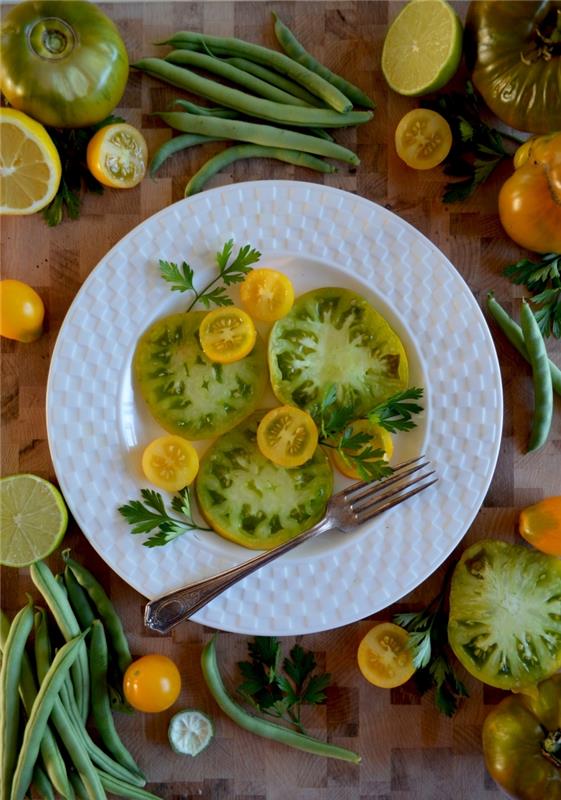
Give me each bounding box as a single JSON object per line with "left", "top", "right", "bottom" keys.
{"left": 395, "top": 109, "right": 452, "bottom": 170}
{"left": 239, "top": 268, "right": 295, "bottom": 322}
{"left": 330, "top": 419, "right": 393, "bottom": 479}
{"left": 142, "top": 435, "right": 199, "bottom": 492}
{"left": 257, "top": 405, "right": 318, "bottom": 468}
{"left": 199, "top": 307, "right": 257, "bottom": 364}
{"left": 357, "top": 622, "right": 415, "bottom": 688}
{"left": 86, "top": 123, "right": 147, "bottom": 189}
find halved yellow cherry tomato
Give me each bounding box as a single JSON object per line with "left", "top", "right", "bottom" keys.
{"left": 330, "top": 419, "right": 394, "bottom": 479}
{"left": 357, "top": 622, "right": 415, "bottom": 688}
{"left": 123, "top": 654, "right": 181, "bottom": 713}
{"left": 239, "top": 268, "right": 295, "bottom": 322}
{"left": 142, "top": 435, "right": 199, "bottom": 492}
{"left": 86, "top": 123, "right": 147, "bottom": 189}
{"left": 257, "top": 405, "right": 318, "bottom": 467}
{"left": 199, "top": 306, "right": 257, "bottom": 364}
{"left": 0, "top": 279, "right": 45, "bottom": 343}
{"left": 395, "top": 109, "right": 452, "bottom": 170}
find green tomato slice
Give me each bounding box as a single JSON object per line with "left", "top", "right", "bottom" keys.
{"left": 448, "top": 539, "right": 561, "bottom": 692}
{"left": 133, "top": 311, "right": 268, "bottom": 439}
{"left": 268, "top": 287, "right": 408, "bottom": 419}
{"left": 196, "top": 411, "right": 333, "bottom": 550}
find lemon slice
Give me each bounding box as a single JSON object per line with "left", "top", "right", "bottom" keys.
{"left": 0, "top": 108, "right": 61, "bottom": 215}
{"left": 382, "top": 0, "right": 463, "bottom": 96}
{"left": 0, "top": 474, "right": 68, "bottom": 567}
{"left": 168, "top": 709, "right": 214, "bottom": 756}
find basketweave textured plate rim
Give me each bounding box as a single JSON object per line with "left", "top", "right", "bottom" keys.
{"left": 46, "top": 180, "right": 503, "bottom": 635}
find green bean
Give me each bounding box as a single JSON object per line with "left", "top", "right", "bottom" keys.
{"left": 89, "top": 620, "right": 143, "bottom": 778}
{"left": 157, "top": 112, "right": 359, "bottom": 165}
{"left": 520, "top": 299, "right": 554, "bottom": 451}
{"left": 185, "top": 143, "right": 335, "bottom": 196}
{"left": 159, "top": 31, "right": 352, "bottom": 111}
{"left": 133, "top": 59, "right": 371, "bottom": 128}
{"left": 170, "top": 99, "right": 238, "bottom": 118}
{"left": 98, "top": 773, "right": 164, "bottom": 800}
{"left": 29, "top": 561, "right": 89, "bottom": 723}
{"left": 486, "top": 293, "right": 561, "bottom": 396}
{"left": 33, "top": 610, "right": 105, "bottom": 800}
{"left": 62, "top": 551, "right": 132, "bottom": 677}
{"left": 272, "top": 12, "right": 375, "bottom": 110}
{"left": 165, "top": 49, "right": 312, "bottom": 107}
{"left": 223, "top": 57, "right": 321, "bottom": 105}
{"left": 201, "top": 636, "right": 361, "bottom": 764}
{"left": 0, "top": 611, "right": 72, "bottom": 800}
{"left": 150, "top": 134, "right": 226, "bottom": 176}
{"left": 60, "top": 677, "right": 146, "bottom": 788}
{"left": 10, "top": 631, "right": 87, "bottom": 800}
{"left": 64, "top": 567, "right": 96, "bottom": 630}
{"left": 1, "top": 602, "right": 33, "bottom": 800}
{"left": 31, "top": 764, "right": 55, "bottom": 800}
{"left": 68, "top": 771, "right": 90, "bottom": 800}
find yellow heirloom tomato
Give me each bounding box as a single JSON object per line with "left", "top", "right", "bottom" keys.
{"left": 0, "top": 279, "right": 45, "bottom": 342}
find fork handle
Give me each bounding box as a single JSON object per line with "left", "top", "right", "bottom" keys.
{"left": 144, "top": 516, "right": 333, "bottom": 633}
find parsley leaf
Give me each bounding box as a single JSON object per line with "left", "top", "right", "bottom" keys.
{"left": 118, "top": 487, "right": 210, "bottom": 547}
{"left": 158, "top": 239, "right": 261, "bottom": 310}
{"left": 504, "top": 253, "right": 561, "bottom": 338}
{"left": 237, "top": 637, "right": 331, "bottom": 733}
{"left": 42, "top": 115, "right": 125, "bottom": 227}
{"left": 422, "top": 82, "right": 522, "bottom": 203}
{"left": 394, "top": 564, "right": 468, "bottom": 717}
{"left": 368, "top": 387, "right": 424, "bottom": 433}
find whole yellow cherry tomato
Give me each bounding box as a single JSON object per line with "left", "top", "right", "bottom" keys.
{"left": 0, "top": 279, "right": 45, "bottom": 342}
{"left": 123, "top": 654, "right": 181, "bottom": 713}
{"left": 498, "top": 132, "right": 561, "bottom": 253}
{"left": 519, "top": 496, "right": 561, "bottom": 557}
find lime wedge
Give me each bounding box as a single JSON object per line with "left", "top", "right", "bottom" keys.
{"left": 0, "top": 474, "right": 68, "bottom": 567}
{"left": 382, "top": 0, "right": 463, "bottom": 96}
{"left": 168, "top": 709, "right": 214, "bottom": 756}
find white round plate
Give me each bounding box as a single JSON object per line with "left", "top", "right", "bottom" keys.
{"left": 47, "top": 181, "right": 502, "bottom": 635}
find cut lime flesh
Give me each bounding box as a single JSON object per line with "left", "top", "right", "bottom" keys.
{"left": 168, "top": 709, "right": 214, "bottom": 756}
{"left": 0, "top": 474, "right": 68, "bottom": 567}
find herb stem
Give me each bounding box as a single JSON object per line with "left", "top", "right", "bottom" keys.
{"left": 185, "top": 274, "right": 221, "bottom": 311}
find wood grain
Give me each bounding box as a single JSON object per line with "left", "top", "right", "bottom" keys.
{"left": 1, "top": 3, "right": 560, "bottom": 799}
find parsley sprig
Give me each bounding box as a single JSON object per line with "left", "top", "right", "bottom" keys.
{"left": 159, "top": 239, "right": 261, "bottom": 310}
{"left": 504, "top": 253, "right": 561, "bottom": 338}
{"left": 118, "top": 487, "right": 210, "bottom": 547}
{"left": 422, "top": 82, "right": 523, "bottom": 203}
{"left": 394, "top": 565, "right": 468, "bottom": 717}
{"left": 316, "top": 386, "right": 424, "bottom": 481}
{"left": 237, "top": 637, "right": 331, "bottom": 734}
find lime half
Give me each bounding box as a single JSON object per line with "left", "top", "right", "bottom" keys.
{"left": 168, "top": 709, "right": 214, "bottom": 756}
{"left": 382, "top": 0, "right": 463, "bottom": 96}
{"left": 0, "top": 474, "right": 68, "bottom": 567}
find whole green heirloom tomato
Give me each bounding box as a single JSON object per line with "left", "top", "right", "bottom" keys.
{"left": 464, "top": 1, "right": 561, "bottom": 134}
{"left": 482, "top": 674, "right": 561, "bottom": 800}
{"left": 0, "top": 0, "right": 129, "bottom": 128}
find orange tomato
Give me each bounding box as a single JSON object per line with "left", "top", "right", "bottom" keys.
{"left": 330, "top": 419, "right": 393, "bottom": 479}
{"left": 519, "top": 496, "right": 561, "bottom": 557}
{"left": 123, "top": 654, "right": 181, "bottom": 713}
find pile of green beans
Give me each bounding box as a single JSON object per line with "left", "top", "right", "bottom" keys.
{"left": 135, "top": 14, "right": 374, "bottom": 194}
{"left": 487, "top": 293, "right": 556, "bottom": 452}
{"left": 0, "top": 557, "right": 160, "bottom": 800}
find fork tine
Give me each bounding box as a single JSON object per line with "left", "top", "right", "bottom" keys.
{"left": 351, "top": 469, "right": 436, "bottom": 514}
{"left": 354, "top": 477, "right": 438, "bottom": 524}
{"left": 343, "top": 455, "right": 429, "bottom": 502}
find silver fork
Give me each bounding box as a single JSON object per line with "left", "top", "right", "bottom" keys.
{"left": 144, "top": 455, "right": 437, "bottom": 633}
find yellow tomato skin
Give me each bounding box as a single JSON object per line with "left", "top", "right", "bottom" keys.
{"left": 519, "top": 496, "right": 561, "bottom": 557}
{"left": 330, "top": 419, "right": 393, "bottom": 480}
{"left": 239, "top": 268, "right": 295, "bottom": 322}
{"left": 257, "top": 405, "right": 318, "bottom": 467}
{"left": 141, "top": 435, "right": 199, "bottom": 492}
{"left": 499, "top": 132, "right": 561, "bottom": 254}
{"left": 199, "top": 307, "right": 257, "bottom": 364}
{"left": 86, "top": 123, "right": 147, "bottom": 189}
{"left": 123, "top": 654, "right": 181, "bottom": 713}
{"left": 0, "top": 279, "right": 45, "bottom": 342}
{"left": 395, "top": 109, "right": 452, "bottom": 170}
{"left": 357, "top": 622, "right": 415, "bottom": 688}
